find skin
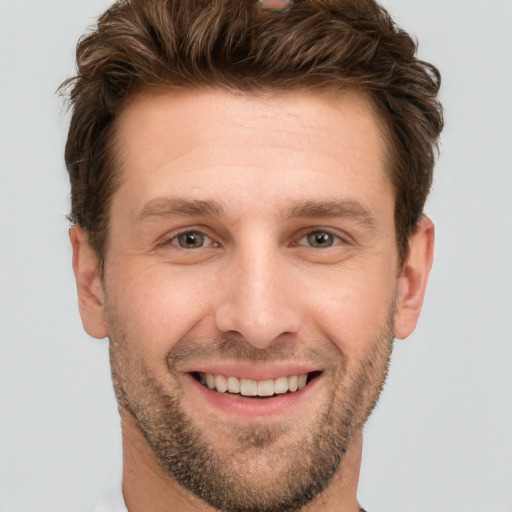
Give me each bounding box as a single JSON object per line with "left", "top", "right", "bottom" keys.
{"left": 257, "top": 0, "right": 295, "bottom": 14}
{"left": 71, "top": 89, "right": 434, "bottom": 511}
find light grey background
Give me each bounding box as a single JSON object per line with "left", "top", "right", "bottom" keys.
{"left": 1, "top": 1, "right": 511, "bottom": 511}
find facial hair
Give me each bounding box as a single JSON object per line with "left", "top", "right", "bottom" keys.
{"left": 107, "top": 305, "right": 395, "bottom": 512}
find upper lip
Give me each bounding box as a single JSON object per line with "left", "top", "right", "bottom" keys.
{"left": 184, "top": 363, "right": 323, "bottom": 381}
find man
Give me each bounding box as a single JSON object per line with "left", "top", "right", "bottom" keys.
{"left": 63, "top": 0, "right": 443, "bottom": 510}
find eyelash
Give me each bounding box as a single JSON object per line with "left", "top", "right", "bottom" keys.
{"left": 158, "top": 228, "right": 348, "bottom": 250}
{"left": 159, "top": 229, "right": 217, "bottom": 250}
{"left": 296, "top": 230, "right": 345, "bottom": 249}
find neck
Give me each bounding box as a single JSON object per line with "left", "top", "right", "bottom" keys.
{"left": 308, "top": 432, "right": 363, "bottom": 511}
{"left": 121, "top": 410, "right": 211, "bottom": 512}
{"left": 121, "top": 410, "right": 363, "bottom": 512}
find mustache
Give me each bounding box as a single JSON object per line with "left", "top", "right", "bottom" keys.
{"left": 166, "top": 336, "right": 341, "bottom": 369}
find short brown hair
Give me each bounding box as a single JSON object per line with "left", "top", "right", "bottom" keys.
{"left": 62, "top": 0, "right": 443, "bottom": 267}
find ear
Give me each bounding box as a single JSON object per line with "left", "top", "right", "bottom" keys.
{"left": 69, "top": 226, "right": 108, "bottom": 339}
{"left": 394, "top": 216, "right": 435, "bottom": 340}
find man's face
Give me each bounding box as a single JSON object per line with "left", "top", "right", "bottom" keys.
{"left": 89, "top": 89, "right": 402, "bottom": 510}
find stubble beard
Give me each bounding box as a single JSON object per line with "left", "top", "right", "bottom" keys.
{"left": 107, "top": 307, "right": 395, "bottom": 512}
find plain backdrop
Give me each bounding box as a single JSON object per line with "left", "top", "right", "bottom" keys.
{"left": 1, "top": 1, "right": 511, "bottom": 511}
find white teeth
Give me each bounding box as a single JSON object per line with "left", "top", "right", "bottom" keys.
{"left": 214, "top": 375, "right": 228, "bottom": 393}
{"left": 227, "top": 376, "right": 240, "bottom": 393}
{"left": 257, "top": 379, "right": 275, "bottom": 397}
{"left": 274, "top": 376, "right": 289, "bottom": 394}
{"left": 240, "top": 378, "right": 258, "bottom": 396}
{"left": 206, "top": 374, "right": 215, "bottom": 390}
{"left": 297, "top": 374, "right": 308, "bottom": 390}
{"left": 198, "top": 372, "right": 312, "bottom": 397}
{"left": 288, "top": 375, "right": 298, "bottom": 392}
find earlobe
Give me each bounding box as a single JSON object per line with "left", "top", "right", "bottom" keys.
{"left": 69, "top": 226, "right": 108, "bottom": 339}
{"left": 394, "top": 216, "right": 435, "bottom": 340}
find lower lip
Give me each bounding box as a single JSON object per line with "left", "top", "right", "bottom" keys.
{"left": 185, "top": 373, "right": 323, "bottom": 419}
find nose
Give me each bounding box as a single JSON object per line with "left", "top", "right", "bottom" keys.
{"left": 215, "top": 247, "right": 302, "bottom": 350}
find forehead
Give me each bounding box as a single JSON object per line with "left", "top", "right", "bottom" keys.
{"left": 116, "top": 87, "right": 385, "bottom": 155}
{"left": 111, "top": 88, "right": 391, "bottom": 217}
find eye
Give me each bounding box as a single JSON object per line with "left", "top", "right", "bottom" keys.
{"left": 303, "top": 231, "right": 340, "bottom": 248}
{"left": 164, "top": 230, "right": 212, "bottom": 249}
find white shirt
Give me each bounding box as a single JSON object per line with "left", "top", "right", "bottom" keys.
{"left": 93, "top": 480, "right": 128, "bottom": 512}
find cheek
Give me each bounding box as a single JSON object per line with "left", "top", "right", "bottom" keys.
{"left": 306, "top": 261, "right": 397, "bottom": 359}
{"left": 106, "top": 262, "right": 216, "bottom": 354}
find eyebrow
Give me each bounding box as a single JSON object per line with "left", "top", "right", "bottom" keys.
{"left": 288, "top": 199, "right": 377, "bottom": 230}
{"left": 138, "top": 196, "right": 377, "bottom": 230}
{"left": 138, "top": 197, "right": 224, "bottom": 221}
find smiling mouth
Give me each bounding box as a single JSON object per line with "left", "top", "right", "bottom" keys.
{"left": 191, "top": 371, "right": 322, "bottom": 398}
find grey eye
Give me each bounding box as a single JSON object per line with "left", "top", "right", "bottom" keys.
{"left": 306, "top": 231, "right": 336, "bottom": 248}
{"left": 176, "top": 231, "right": 206, "bottom": 249}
